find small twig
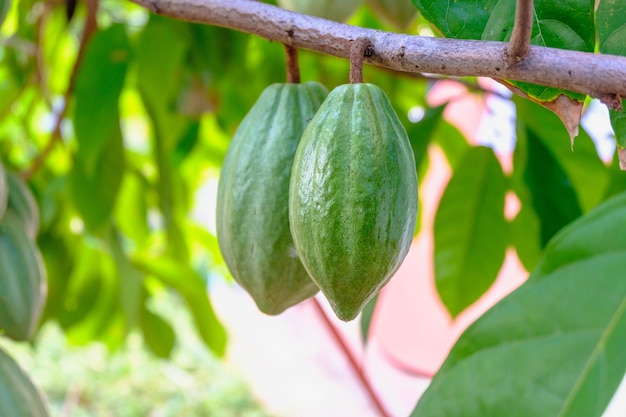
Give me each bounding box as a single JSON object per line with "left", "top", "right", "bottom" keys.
{"left": 350, "top": 38, "right": 370, "bottom": 84}
{"left": 507, "top": 0, "right": 534, "bottom": 65}
{"left": 311, "top": 298, "right": 391, "bottom": 417}
{"left": 22, "top": 0, "right": 99, "bottom": 180}
{"left": 284, "top": 43, "right": 300, "bottom": 83}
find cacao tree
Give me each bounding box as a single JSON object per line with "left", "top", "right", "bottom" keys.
{"left": 0, "top": 0, "right": 625, "bottom": 416}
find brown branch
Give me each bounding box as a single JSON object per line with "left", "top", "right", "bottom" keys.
{"left": 132, "top": 0, "right": 626, "bottom": 107}
{"left": 22, "top": 0, "right": 99, "bottom": 180}
{"left": 311, "top": 298, "right": 391, "bottom": 417}
{"left": 507, "top": 0, "right": 534, "bottom": 65}
{"left": 284, "top": 43, "right": 300, "bottom": 83}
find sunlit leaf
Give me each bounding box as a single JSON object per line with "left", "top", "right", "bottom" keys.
{"left": 411, "top": 192, "right": 626, "bottom": 417}
{"left": 73, "top": 24, "right": 130, "bottom": 172}
{"left": 434, "top": 146, "right": 508, "bottom": 317}
{"left": 132, "top": 255, "right": 227, "bottom": 356}
{"left": 108, "top": 228, "right": 143, "bottom": 332}
{"left": 141, "top": 305, "right": 175, "bottom": 358}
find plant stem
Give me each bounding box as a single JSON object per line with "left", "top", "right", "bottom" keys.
{"left": 311, "top": 298, "right": 391, "bottom": 417}
{"left": 284, "top": 43, "right": 301, "bottom": 83}
{"left": 22, "top": 0, "right": 99, "bottom": 180}
{"left": 349, "top": 38, "right": 370, "bottom": 84}
{"left": 507, "top": 0, "right": 534, "bottom": 65}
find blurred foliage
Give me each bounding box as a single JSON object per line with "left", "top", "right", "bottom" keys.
{"left": 1, "top": 293, "right": 272, "bottom": 417}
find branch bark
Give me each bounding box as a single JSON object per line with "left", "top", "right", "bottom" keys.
{"left": 132, "top": 0, "right": 626, "bottom": 104}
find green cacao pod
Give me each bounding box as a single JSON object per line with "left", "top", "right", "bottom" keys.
{"left": 5, "top": 170, "right": 39, "bottom": 240}
{"left": 0, "top": 347, "right": 50, "bottom": 417}
{"left": 0, "top": 210, "right": 47, "bottom": 341}
{"left": 217, "top": 82, "right": 328, "bottom": 315}
{"left": 289, "top": 83, "right": 418, "bottom": 321}
{"left": 367, "top": 0, "right": 417, "bottom": 30}
{"left": 277, "top": 0, "right": 363, "bottom": 22}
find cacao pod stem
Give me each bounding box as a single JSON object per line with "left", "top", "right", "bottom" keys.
{"left": 349, "top": 37, "right": 371, "bottom": 84}
{"left": 284, "top": 43, "right": 301, "bottom": 83}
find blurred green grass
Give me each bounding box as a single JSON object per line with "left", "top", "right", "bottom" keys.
{"left": 0, "top": 292, "right": 272, "bottom": 417}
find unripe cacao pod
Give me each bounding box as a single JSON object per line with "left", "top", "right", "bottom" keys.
{"left": 0, "top": 347, "right": 50, "bottom": 417}
{"left": 5, "top": 170, "right": 39, "bottom": 240}
{"left": 277, "top": 0, "right": 363, "bottom": 22}
{"left": 289, "top": 83, "right": 418, "bottom": 321}
{"left": 217, "top": 82, "right": 328, "bottom": 315}
{"left": 0, "top": 210, "right": 47, "bottom": 341}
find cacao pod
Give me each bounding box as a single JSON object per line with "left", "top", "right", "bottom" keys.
{"left": 367, "top": 0, "right": 417, "bottom": 30}
{"left": 217, "top": 82, "right": 328, "bottom": 315}
{"left": 0, "top": 210, "right": 47, "bottom": 341}
{"left": 5, "top": 170, "right": 40, "bottom": 240}
{"left": 0, "top": 347, "right": 50, "bottom": 417}
{"left": 277, "top": 0, "right": 363, "bottom": 22}
{"left": 289, "top": 83, "right": 418, "bottom": 321}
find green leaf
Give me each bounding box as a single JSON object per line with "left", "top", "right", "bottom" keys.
{"left": 0, "top": 347, "right": 50, "bottom": 417}
{"left": 0, "top": 0, "right": 10, "bottom": 27}
{"left": 434, "top": 146, "right": 508, "bottom": 317}
{"left": 108, "top": 229, "right": 143, "bottom": 332}
{"left": 70, "top": 125, "right": 125, "bottom": 232}
{"left": 141, "top": 305, "right": 176, "bottom": 358}
{"left": 597, "top": 0, "right": 626, "bottom": 148}
{"left": 432, "top": 118, "right": 470, "bottom": 169}
{"left": 535, "top": 190, "right": 626, "bottom": 277}
{"left": 71, "top": 24, "right": 130, "bottom": 232}
{"left": 516, "top": 98, "right": 610, "bottom": 212}
{"left": 73, "top": 24, "right": 130, "bottom": 172}
{"left": 510, "top": 203, "right": 542, "bottom": 272}
{"left": 407, "top": 104, "right": 446, "bottom": 175}
{"left": 132, "top": 255, "right": 227, "bottom": 356}
{"left": 411, "top": 0, "right": 593, "bottom": 101}
{"left": 360, "top": 293, "right": 379, "bottom": 343}
{"left": 411, "top": 192, "right": 626, "bottom": 417}
{"left": 521, "top": 124, "right": 583, "bottom": 247}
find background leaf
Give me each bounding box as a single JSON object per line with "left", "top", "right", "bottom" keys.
{"left": 597, "top": 0, "right": 626, "bottom": 148}
{"left": 434, "top": 146, "right": 508, "bottom": 317}
{"left": 412, "top": 192, "right": 626, "bottom": 417}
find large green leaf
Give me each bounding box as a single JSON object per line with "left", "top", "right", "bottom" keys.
{"left": 407, "top": 104, "right": 446, "bottom": 176}
{"left": 411, "top": 0, "right": 594, "bottom": 100}
{"left": 411, "top": 191, "right": 626, "bottom": 417}
{"left": 516, "top": 97, "right": 610, "bottom": 213}
{"left": 0, "top": 348, "right": 50, "bottom": 417}
{"left": 434, "top": 146, "right": 508, "bottom": 317}
{"left": 108, "top": 229, "right": 143, "bottom": 332}
{"left": 73, "top": 24, "right": 130, "bottom": 173}
{"left": 132, "top": 255, "right": 227, "bottom": 356}
{"left": 140, "top": 305, "right": 176, "bottom": 358}
{"left": 521, "top": 123, "right": 583, "bottom": 247}
{"left": 597, "top": 0, "right": 626, "bottom": 148}
{"left": 71, "top": 24, "right": 130, "bottom": 231}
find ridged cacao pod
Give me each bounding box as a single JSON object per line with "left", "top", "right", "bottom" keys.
{"left": 289, "top": 83, "right": 418, "bottom": 321}
{"left": 217, "top": 82, "right": 328, "bottom": 315}
{"left": 0, "top": 347, "right": 50, "bottom": 417}
{"left": 0, "top": 210, "right": 47, "bottom": 341}
{"left": 5, "top": 170, "right": 39, "bottom": 240}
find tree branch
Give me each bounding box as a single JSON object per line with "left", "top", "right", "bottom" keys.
{"left": 507, "top": 0, "right": 533, "bottom": 65}
{"left": 131, "top": 0, "right": 626, "bottom": 106}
